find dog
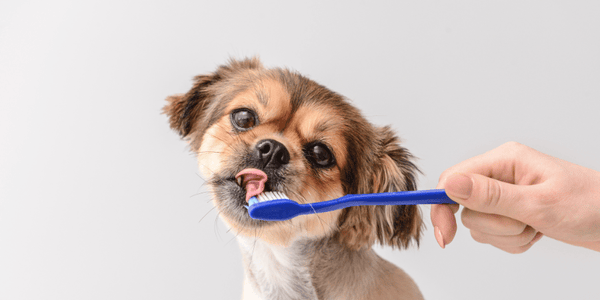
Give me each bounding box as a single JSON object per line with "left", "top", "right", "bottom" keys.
{"left": 164, "top": 58, "right": 424, "bottom": 300}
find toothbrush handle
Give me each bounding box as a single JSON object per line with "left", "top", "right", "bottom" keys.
{"left": 306, "top": 189, "right": 456, "bottom": 215}
{"left": 346, "top": 189, "right": 456, "bottom": 205}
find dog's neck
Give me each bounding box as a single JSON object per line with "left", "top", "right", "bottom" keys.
{"left": 237, "top": 235, "right": 383, "bottom": 300}
{"left": 238, "top": 236, "right": 319, "bottom": 299}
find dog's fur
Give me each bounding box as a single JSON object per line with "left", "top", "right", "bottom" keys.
{"left": 164, "top": 58, "right": 424, "bottom": 300}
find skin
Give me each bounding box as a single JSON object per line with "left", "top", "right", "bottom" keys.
{"left": 431, "top": 141, "right": 600, "bottom": 253}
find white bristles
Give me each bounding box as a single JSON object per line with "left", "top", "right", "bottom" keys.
{"left": 256, "top": 191, "right": 288, "bottom": 202}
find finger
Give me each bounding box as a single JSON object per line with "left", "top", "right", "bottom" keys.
{"left": 493, "top": 243, "right": 535, "bottom": 254}
{"left": 444, "top": 173, "right": 533, "bottom": 223}
{"left": 431, "top": 203, "right": 460, "bottom": 248}
{"left": 487, "top": 232, "right": 544, "bottom": 254}
{"left": 469, "top": 225, "right": 538, "bottom": 247}
{"left": 461, "top": 208, "right": 527, "bottom": 236}
{"left": 438, "top": 142, "right": 527, "bottom": 187}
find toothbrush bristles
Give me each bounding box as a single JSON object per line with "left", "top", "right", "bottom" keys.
{"left": 252, "top": 191, "right": 288, "bottom": 204}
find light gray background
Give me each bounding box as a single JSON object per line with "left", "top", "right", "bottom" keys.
{"left": 1, "top": 1, "right": 599, "bottom": 299}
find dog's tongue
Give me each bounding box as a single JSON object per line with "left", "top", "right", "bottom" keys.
{"left": 235, "top": 168, "right": 268, "bottom": 203}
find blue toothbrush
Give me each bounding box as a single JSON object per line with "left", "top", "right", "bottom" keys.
{"left": 247, "top": 189, "right": 456, "bottom": 221}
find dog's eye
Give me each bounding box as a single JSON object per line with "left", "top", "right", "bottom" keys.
{"left": 305, "top": 142, "right": 336, "bottom": 168}
{"left": 231, "top": 109, "right": 258, "bottom": 130}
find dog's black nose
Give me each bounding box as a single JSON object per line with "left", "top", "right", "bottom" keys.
{"left": 255, "top": 139, "right": 290, "bottom": 169}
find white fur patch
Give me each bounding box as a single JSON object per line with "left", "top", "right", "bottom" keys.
{"left": 238, "top": 236, "right": 318, "bottom": 300}
{"left": 197, "top": 125, "right": 224, "bottom": 178}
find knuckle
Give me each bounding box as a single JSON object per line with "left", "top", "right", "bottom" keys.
{"left": 470, "top": 230, "right": 487, "bottom": 244}
{"left": 460, "top": 209, "right": 475, "bottom": 229}
{"left": 503, "top": 245, "right": 529, "bottom": 254}
{"left": 438, "top": 169, "right": 452, "bottom": 184}
{"left": 484, "top": 179, "right": 503, "bottom": 210}
{"left": 507, "top": 248, "right": 525, "bottom": 254}
{"left": 500, "top": 218, "right": 528, "bottom": 235}
{"left": 514, "top": 222, "right": 528, "bottom": 235}
{"left": 515, "top": 230, "right": 535, "bottom": 246}
{"left": 499, "top": 222, "right": 526, "bottom": 236}
{"left": 503, "top": 141, "right": 524, "bottom": 150}
{"left": 501, "top": 141, "right": 530, "bottom": 157}
{"left": 515, "top": 244, "right": 533, "bottom": 254}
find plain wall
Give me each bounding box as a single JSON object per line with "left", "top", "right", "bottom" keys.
{"left": 1, "top": 1, "right": 599, "bottom": 299}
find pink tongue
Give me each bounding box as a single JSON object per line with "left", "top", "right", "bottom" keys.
{"left": 235, "top": 169, "right": 268, "bottom": 203}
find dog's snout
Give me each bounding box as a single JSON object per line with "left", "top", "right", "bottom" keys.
{"left": 255, "top": 139, "right": 290, "bottom": 169}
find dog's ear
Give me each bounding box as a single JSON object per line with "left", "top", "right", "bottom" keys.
{"left": 337, "top": 126, "right": 422, "bottom": 250}
{"left": 163, "top": 74, "right": 220, "bottom": 138}
{"left": 163, "top": 57, "right": 263, "bottom": 143}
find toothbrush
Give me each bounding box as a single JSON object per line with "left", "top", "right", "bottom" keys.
{"left": 247, "top": 189, "right": 456, "bottom": 221}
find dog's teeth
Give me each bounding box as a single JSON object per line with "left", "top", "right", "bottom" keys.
{"left": 236, "top": 177, "right": 242, "bottom": 186}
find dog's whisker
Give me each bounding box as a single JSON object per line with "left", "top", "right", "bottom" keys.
{"left": 197, "top": 150, "right": 224, "bottom": 155}
{"left": 205, "top": 131, "right": 237, "bottom": 152}
{"left": 248, "top": 226, "right": 262, "bottom": 268}
{"left": 322, "top": 191, "right": 344, "bottom": 232}
{"left": 214, "top": 213, "right": 223, "bottom": 242}
{"left": 190, "top": 191, "right": 211, "bottom": 198}
{"left": 196, "top": 161, "right": 218, "bottom": 177}
{"left": 215, "top": 123, "right": 240, "bottom": 142}
{"left": 224, "top": 235, "right": 236, "bottom": 247}
{"left": 195, "top": 172, "right": 209, "bottom": 184}
{"left": 249, "top": 128, "right": 258, "bottom": 140}
{"left": 198, "top": 206, "right": 217, "bottom": 224}
{"left": 297, "top": 190, "right": 328, "bottom": 235}
{"left": 224, "top": 227, "right": 243, "bottom": 247}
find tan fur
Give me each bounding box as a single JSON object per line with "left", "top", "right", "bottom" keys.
{"left": 164, "top": 58, "right": 424, "bottom": 299}
{"left": 310, "top": 239, "right": 422, "bottom": 300}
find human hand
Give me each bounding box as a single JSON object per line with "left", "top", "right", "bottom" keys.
{"left": 431, "top": 142, "right": 600, "bottom": 253}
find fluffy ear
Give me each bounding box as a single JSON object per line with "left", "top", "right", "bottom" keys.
{"left": 163, "top": 57, "right": 263, "bottom": 142}
{"left": 163, "top": 74, "right": 220, "bottom": 138}
{"left": 337, "top": 126, "right": 422, "bottom": 250}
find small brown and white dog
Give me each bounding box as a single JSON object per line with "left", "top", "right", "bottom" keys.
{"left": 164, "top": 58, "right": 424, "bottom": 300}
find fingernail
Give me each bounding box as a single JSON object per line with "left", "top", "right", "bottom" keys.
{"left": 445, "top": 174, "right": 473, "bottom": 200}
{"left": 434, "top": 226, "right": 445, "bottom": 249}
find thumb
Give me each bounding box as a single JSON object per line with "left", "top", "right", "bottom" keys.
{"left": 443, "top": 173, "right": 530, "bottom": 222}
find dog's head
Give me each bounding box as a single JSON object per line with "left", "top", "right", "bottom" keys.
{"left": 164, "top": 58, "right": 422, "bottom": 250}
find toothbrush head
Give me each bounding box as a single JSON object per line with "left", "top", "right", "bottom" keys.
{"left": 247, "top": 193, "right": 306, "bottom": 221}
{"left": 248, "top": 198, "right": 304, "bottom": 221}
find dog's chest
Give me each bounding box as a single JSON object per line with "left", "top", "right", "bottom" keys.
{"left": 238, "top": 237, "right": 319, "bottom": 300}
